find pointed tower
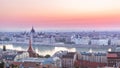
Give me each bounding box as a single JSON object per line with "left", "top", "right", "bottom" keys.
{"left": 30, "top": 26, "right": 35, "bottom": 34}
{"left": 27, "top": 37, "right": 38, "bottom": 57}
{"left": 27, "top": 37, "right": 34, "bottom": 52}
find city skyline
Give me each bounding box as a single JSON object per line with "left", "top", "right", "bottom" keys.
{"left": 0, "top": 0, "right": 120, "bottom": 31}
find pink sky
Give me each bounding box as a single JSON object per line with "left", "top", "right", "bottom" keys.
{"left": 0, "top": 0, "right": 120, "bottom": 31}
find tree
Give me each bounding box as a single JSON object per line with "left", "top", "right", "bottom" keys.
{"left": 44, "top": 54, "right": 51, "bottom": 58}
{"left": 11, "top": 64, "right": 19, "bottom": 68}
{"left": 38, "top": 55, "right": 44, "bottom": 58}
{"left": 0, "top": 61, "right": 4, "bottom": 68}
{"left": 3, "top": 45, "right": 6, "bottom": 51}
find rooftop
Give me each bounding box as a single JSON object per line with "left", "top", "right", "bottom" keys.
{"left": 107, "top": 52, "right": 120, "bottom": 58}
{"left": 80, "top": 52, "right": 106, "bottom": 56}
{"left": 62, "top": 52, "right": 76, "bottom": 58}
{"left": 18, "top": 58, "right": 45, "bottom": 63}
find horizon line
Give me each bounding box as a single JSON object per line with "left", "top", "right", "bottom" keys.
{"left": 1, "top": 28, "right": 120, "bottom": 32}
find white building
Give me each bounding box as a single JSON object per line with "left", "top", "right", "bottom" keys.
{"left": 91, "top": 39, "right": 109, "bottom": 45}
{"left": 33, "top": 37, "right": 55, "bottom": 44}
{"left": 71, "top": 36, "right": 90, "bottom": 45}
{"left": 110, "top": 38, "right": 120, "bottom": 45}
{"left": 80, "top": 52, "right": 107, "bottom": 63}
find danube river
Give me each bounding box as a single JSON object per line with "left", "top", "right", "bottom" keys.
{"left": 0, "top": 44, "right": 112, "bottom": 56}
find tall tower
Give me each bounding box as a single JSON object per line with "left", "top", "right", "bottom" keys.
{"left": 27, "top": 37, "right": 34, "bottom": 52}
{"left": 27, "top": 37, "right": 38, "bottom": 57}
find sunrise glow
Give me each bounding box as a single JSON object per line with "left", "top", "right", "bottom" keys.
{"left": 0, "top": 0, "right": 120, "bottom": 31}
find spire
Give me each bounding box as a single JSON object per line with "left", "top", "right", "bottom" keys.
{"left": 27, "top": 35, "right": 38, "bottom": 57}
{"left": 30, "top": 26, "right": 35, "bottom": 34}
{"left": 27, "top": 37, "right": 34, "bottom": 52}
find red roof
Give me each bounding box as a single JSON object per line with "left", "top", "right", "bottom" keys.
{"left": 107, "top": 53, "right": 117, "bottom": 58}
{"left": 76, "top": 60, "right": 106, "bottom": 68}
{"left": 12, "top": 62, "right": 22, "bottom": 66}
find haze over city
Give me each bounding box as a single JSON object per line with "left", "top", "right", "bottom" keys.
{"left": 1, "top": 0, "right": 120, "bottom": 68}
{"left": 0, "top": 0, "right": 120, "bottom": 31}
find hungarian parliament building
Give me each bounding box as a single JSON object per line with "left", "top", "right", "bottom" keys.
{"left": 1, "top": 27, "right": 120, "bottom": 46}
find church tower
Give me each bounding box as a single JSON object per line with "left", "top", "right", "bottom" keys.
{"left": 27, "top": 37, "right": 34, "bottom": 53}
{"left": 27, "top": 34, "right": 38, "bottom": 57}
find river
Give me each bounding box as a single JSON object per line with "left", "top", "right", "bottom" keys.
{"left": 0, "top": 44, "right": 110, "bottom": 56}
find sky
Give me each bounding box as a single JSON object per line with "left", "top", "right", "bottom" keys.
{"left": 0, "top": 0, "right": 120, "bottom": 31}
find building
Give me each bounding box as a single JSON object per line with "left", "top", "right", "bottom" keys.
{"left": 61, "top": 52, "right": 78, "bottom": 68}
{"left": 71, "top": 36, "right": 90, "bottom": 45}
{"left": 42, "top": 57, "right": 62, "bottom": 68}
{"left": 80, "top": 52, "right": 107, "bottom": 63}
{"left": 13, "top": 62, "right": 42, "bottom": 68}
{"left": 12, "top": 57, "right": 61, "bottom": 68}
{"left": 33, "top": 36, "right": 56, "bottom": 44}
{"left": 91, "top": 38, "right": 109, "bottom": 45}
{"left": 27, "top": 37, "right": 38, "bottom": 57}
{"left": 107, "top": 52, "right": 120, "bottom": 67}
{"left": 110, "top": 38, "right": 120, "bottom": 45}
{"left": 16, "top": 58, "right": 43, "bottom": 68}
{"left": 2, "top": 51, "right": 29, "bottom": 62}
{"left": 74, "top": 52, "right": 107, "bottom": 68}
{"left": 52, "top": 51, "right": 68, "bottom": 58}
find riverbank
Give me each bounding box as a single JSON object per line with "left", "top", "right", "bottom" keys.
{"left": 0, "top": 42, "right": 117, "bottom": 51}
